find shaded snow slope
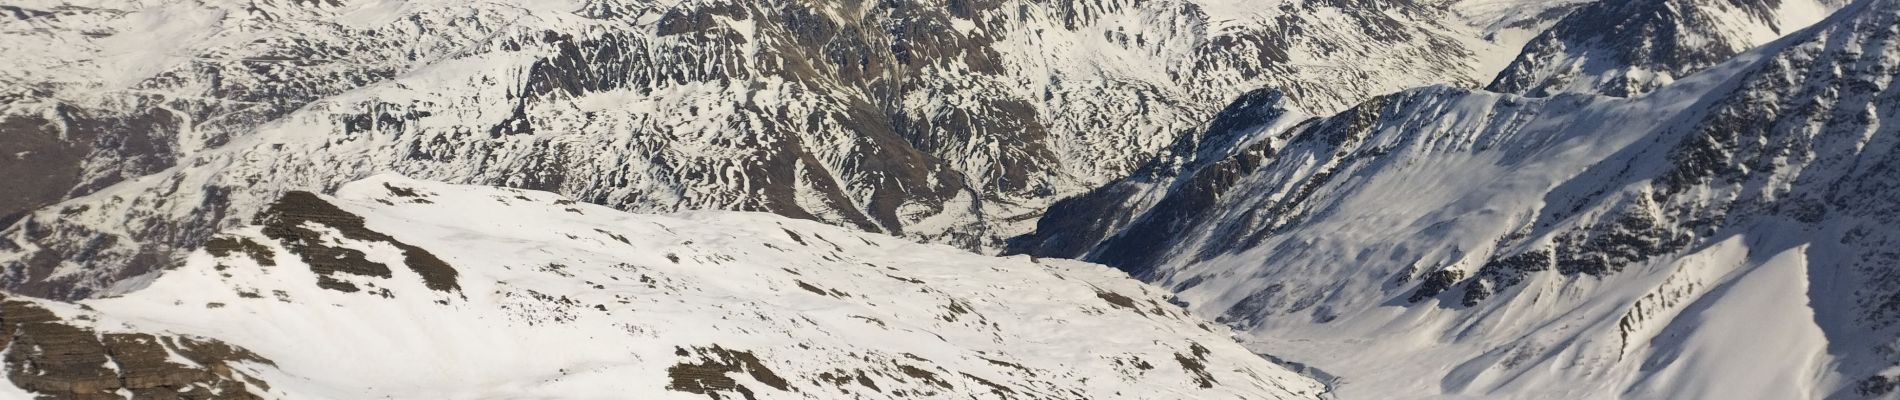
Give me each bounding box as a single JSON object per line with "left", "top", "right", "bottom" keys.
{"left": 1014, "top": 0, "right": 1900, "bottom": 397}
{"left": 0, "top": 174, "right": 1325, "bottom": 399}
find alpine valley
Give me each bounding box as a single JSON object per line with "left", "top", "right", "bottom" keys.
{"left": 1, "top": 0, "right": 1895, "bottom": 398}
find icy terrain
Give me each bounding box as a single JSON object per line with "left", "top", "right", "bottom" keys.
{"left": 0, "top": 175, "right": 1326, "bottom": 399}
{"left": 1014, "top": 0, "right": 1900, "bottom": 397}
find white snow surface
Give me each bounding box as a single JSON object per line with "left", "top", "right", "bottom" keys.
{"left": 39, "top": 174, "right": 1325, "bottom": 399}
{"left": 1484, "top": 0, "right": 1851, "bottom": 97}
{"left": 1016, "top": 0, "right": 1900, "bottom": 397}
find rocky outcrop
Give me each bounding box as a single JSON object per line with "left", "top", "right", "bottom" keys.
{"left": 0, "top": 294, "right": 273, "bottom": 399}
{"left": 255, "top": 191, "right": 460, "bottom": 294}
{"left": 666, "top": 345, "right": 791, "bottom": 400}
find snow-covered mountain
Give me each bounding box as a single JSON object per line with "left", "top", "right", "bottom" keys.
{"left": 1011, "top": 0, "right": 1900, "bottom": 396}
{"left": 0, "top": 0, "right": 1534, "bottom": 300}
{"left": 1486, "top": 0, "right": 1847, "bottom": 96}
{"left": 7, "top": 0, "right": 1892, "bottom": 397}
{"left": 0, "top": 174, "right": 1326, "bottom": 399}
{"left": 1004, "top": 0, "right": 1860, "bottom": 261}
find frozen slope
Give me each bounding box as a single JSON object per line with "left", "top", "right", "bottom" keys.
{"left": 0, "top": 174, "right": 1325, "bottom": 399}
{"left": 1014, "top": 0, "right": 1900, "bottom": 397}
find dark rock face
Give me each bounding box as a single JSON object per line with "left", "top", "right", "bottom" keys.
{"left": 0, "top": 295, "right": 273, "bottom": 399}
{"left": 1407, "top": 269, "right": 1465, "bottom": 303}
{"left": 255, "top": 191, "right": 460, "bottom": 294}
{"left": 1007, "top": 89, "right": 1302, "bottom": 265}
{"left": 202, "top": 236, "right": 276, "bottom": 267}
{"left": 667, "top": 345, "right": 791, "bottom": 400}
{"left": 1461, "top": 249, "right": 1551, "bottom": 306}
{"left": 1002, "top": 181, "right": 1147, "bottom": 260}
{"left": 0, "top": 115, "right": 85, "bottom": 230}
{"left": 0, "top": 105, "right": 180, "bottom": 228}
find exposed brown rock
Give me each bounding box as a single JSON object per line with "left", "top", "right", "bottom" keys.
{"left": 0, "top": 295, "right": 273, "bottom": 399}
{"left": 666, "top": 345, "right": 791, "bottom": 400}
{"left": 1174, "top": 342, "right": 1216, "bottom": 388}
{"left": 202, "top": 236, "right": 277, "bottom": 267}
{"left": 1094, "top": 289, "right": 1146, "bottom": 316}
{"left": 256, "top": 191, "right": 460, "bottom": 293}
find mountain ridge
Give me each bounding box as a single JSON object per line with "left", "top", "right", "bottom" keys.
{"left": 1011, "top": 0, "right": 1900, "bottom": 396}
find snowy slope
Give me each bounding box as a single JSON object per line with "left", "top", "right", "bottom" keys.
{"left": 1008, "top": 0, "right": 1855, "bottom": 261}
{"left": 0, "top": 0, "right": 1529, "bottom": 299}
{"left": 0, "top": 174, "right": 1326, "bottom": 399}
{"left": 1013, "top": 0, "right": 1900, "bottom": 397}
{"left": 1485, "top": 0, "right": 1848, "bottom": 97}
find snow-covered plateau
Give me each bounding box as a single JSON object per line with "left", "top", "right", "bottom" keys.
{"left": 0, "top": 174, "right": 1326, "bottom": 399}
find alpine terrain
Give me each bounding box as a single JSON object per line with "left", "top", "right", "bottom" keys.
{"left": 4, "top": 0, "right": 1897, "bottom": 398}
{"left": 1013, "top": 0, "right": 1900, "bottom": 397}
{"left": 0, "top": 0, "right": 1549, "bottom": 299}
